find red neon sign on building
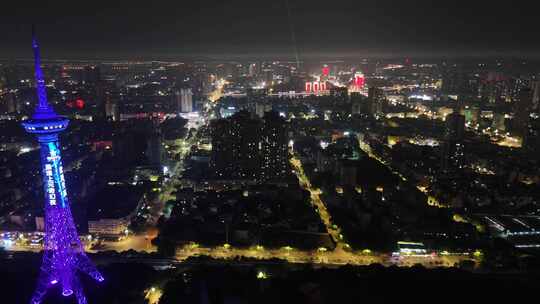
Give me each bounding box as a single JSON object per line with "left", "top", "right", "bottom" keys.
{"left": 354, "top": 73, "right": 365, "bottom": 88}
{"left": 305, "top": 81, "right": 328, "bottom": 93}
{"left": 322, "top": 66, "right": 330, "bottom": 77}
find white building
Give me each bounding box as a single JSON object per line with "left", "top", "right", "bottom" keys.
{"left": 177, "top": 88, "right": 193, "bottom": 113}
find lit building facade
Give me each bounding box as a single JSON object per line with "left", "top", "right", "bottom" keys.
{"left": 261, "top": 111, "right": 288, "bottom": 181}
{"left": 305, "top": 81, "right": 328, "bottom": 94}
{"left": 176, "top": 88, "right": 193, "bottom": 113}
{"left": 210, "top": 111, "right": 261, "bottom": 180}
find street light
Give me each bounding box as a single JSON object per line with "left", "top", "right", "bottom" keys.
{"left": 256, "top": 271, "right": 268, "bottom": 280}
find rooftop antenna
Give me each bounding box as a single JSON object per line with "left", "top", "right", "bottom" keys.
{"left": 31, "top": 25, "right": 57, "bottom": 119}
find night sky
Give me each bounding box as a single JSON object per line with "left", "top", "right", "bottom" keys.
{"left": 1, "top": 0, "right": 538, "bottom": 59}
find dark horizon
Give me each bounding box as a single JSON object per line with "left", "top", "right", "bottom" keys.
{"left": 2, "top": 0, "right": 539, "bottom": 60}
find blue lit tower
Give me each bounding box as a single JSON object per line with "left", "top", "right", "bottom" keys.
{"left": 22, "top": 29, "right": 104, "bottom": 304}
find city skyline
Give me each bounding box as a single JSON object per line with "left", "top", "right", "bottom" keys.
{"left": 1, "top": 3, "right": 540, "bottom": 303}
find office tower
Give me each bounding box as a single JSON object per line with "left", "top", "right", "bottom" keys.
{"left": 21, "top": 30, "right": 103, "bottom": 304}
{"left": 441, "top": 109, "right": 466, "bottom": 171}
{"left": 367, "top": 87, "right": 384, "bottom": 117}
{"left": 176, "top": 88, "right": 193, "bottom": 113}
{"left": 261, "top": 111, "right": 288, "bottom": 181}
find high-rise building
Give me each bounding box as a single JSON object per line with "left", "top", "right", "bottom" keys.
{"left": 249, "top": 63, "right": 258, "bottom": 77}
{"left": 261, "top": 62, "right": 274, "bottom": 83}
{"left": 441, "top": 65, "right": 476, "bottom": 99}
{"left": 322, "top": 65, "right": 330, "bottom": 75}
{"left": 492, "top": 112, "right": 506, "bottom": 131}
{"left": 21, "top": 30, "right": 103, "bottom": 304}
{"left": 479, "top": 72, "right": 508, "bottom": 104}
{"left": 464, "top": 106, "right": 480, "bottom": 126}
{"left": 514, "top": 88, "right": 533, "bottom": 143}
{"left": 210, "top": 111, "right": 261, "bottom": 180}
{"left": 354, "top": 72, "right": 365, "bottom": 88}
{"left": 83, "top": 65, "right": 101, "bottom": 85}
{"left": 330, "top": 87, "right": 349, "bottom": 102}
{"left": 255, "top": 101, "right": 272, "bottom": 118}
{"left": 3, "top": 91, "right": 18, "bottom": 114}
{"left": 305, "top": 81, "right": 328, "bottom": 94}
{"left": 441, "top": 110, "right": 466, "bottom": 171}
{"left": 210, "top": 118, "right": 235, "bottom": 178}
{"left": 176, "top": 88, "right": 193, "bottom": 113}
{"left": 104, "top": 91, "right": 120, "bottom": 121}
{"left": 2, "top": 65, "right": 30, "bottom": 89}
{"left": 532, "top": 80, "right": 540, "bottom": 110}
{"left": 261, "top": 111, "right": 288, "bottom": 181}
{"left": 146, "top": 129, "right": 164, "bottom": 166}
{"left": 350, "top": 92, "right": 364, "bottom": 116}
{"left": 506, "top": 76, "right": 530, "bottom": 103}
{"left": 367, "top": 87, "right": 384, "bottom": 117}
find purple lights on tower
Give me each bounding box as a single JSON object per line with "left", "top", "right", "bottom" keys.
{"left": 22, "top": 29, "right": 103, "bottom": 304}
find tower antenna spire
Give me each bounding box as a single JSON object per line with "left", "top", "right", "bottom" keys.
{"left": 31, "top": 25, "right": 56, "bottom": 119}
{"left": 22, "top": 27, "right": 104, "bottom": 304}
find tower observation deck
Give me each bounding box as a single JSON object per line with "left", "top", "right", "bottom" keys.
{"left": 21, "top": 28, "right": 104, "bottom": 304}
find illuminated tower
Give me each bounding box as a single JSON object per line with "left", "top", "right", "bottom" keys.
{"left": 22, "top": 29, "right": 103, "bottom": 304}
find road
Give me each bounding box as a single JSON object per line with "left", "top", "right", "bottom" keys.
{"left": 174, "top": 242, "right": 474, "bottom": 269}
{"left": 290, "top": 156, "right": 343, "bottom": 247}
